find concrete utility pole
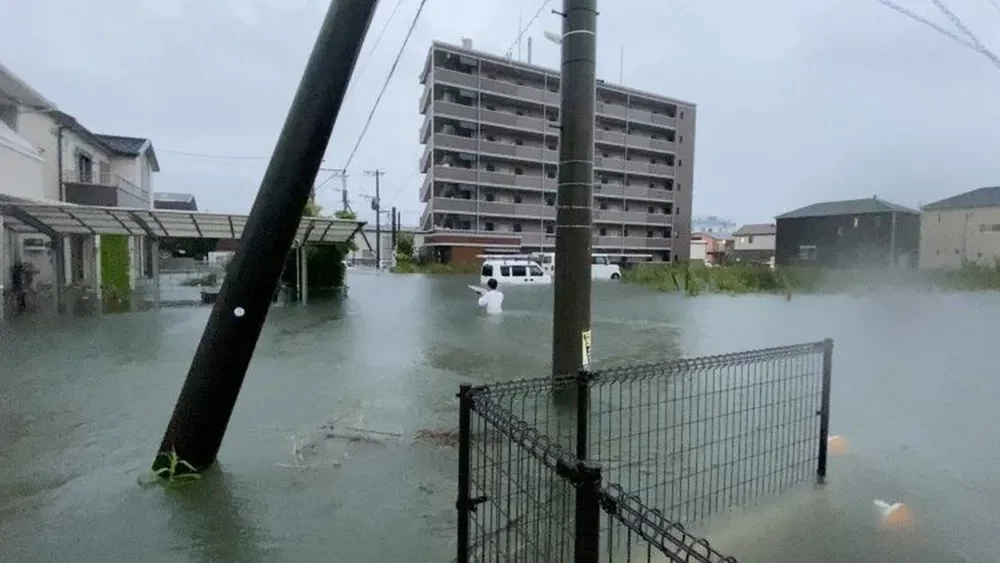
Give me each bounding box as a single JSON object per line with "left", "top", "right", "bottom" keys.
{"left": 365, "top": 169, "right": 385, "bottom": 269}
{"left": 151, "top": 0, "right": 379, "bottom": 476}
{"left": 551, "top": 0, "right": 597, "bottom": 378}
{"left": 391, "top": 205, "right": 398, "bottom": 248}
{"left": 319, "top": 168, "right": 350, "bottom": 212}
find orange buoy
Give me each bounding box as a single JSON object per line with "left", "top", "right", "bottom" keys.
{"left": 874, "top": 499, "right": 913, "bottom": 528}
{"left": 827, "top": 434, "right": 848, "bottom": 454}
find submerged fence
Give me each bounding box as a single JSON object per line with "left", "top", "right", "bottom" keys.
{"left": 456, "top": 339, "right": 833, "bottom": 562}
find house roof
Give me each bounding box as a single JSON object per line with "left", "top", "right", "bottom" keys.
{"left": 49, "top": 111, "right": 160, "bottom": 172}
{"left": 154, "top": 192, "right": 196, "bottom": 204}
{"left": 776, "top": 197, "right": 917, "bottom": 219}
{"left": 94, "top": 134, "right": 160, "bottom": 172}
{"left": 734, "top": 223, "right": 775, "bottom": 236}
{"left": 922, "top": 186, "right": 1000, "bottom": 212}
{"left": 0, "top": 61, "right": 56, "bottom": 109}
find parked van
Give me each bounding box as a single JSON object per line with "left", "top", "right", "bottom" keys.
{"left": 479, "top": 255, "right": 552, "bottom": 286}
{"left": 530, "top": 252, "right": 622, "bottom": 280}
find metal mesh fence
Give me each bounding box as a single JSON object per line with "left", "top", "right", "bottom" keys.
{"left": 457, "top": 340, "right": 833, "bottom": 563}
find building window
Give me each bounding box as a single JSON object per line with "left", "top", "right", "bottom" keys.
{"left": 799, "top": 245, "right": 818, "bottom": 261}
{"left": 485, "top": 192, "right": 495, "bottom": 202}
{"left": 513, "top": 194, "right": 522, "bottom": 204}
{"left": 601, "top": 176, "right": 608, "bottom": 184}
{"left": 599, "top": 202, "right": 608, "bottom": 210}
{"left": 485, "top": 164, "right": 495, "bottom": 172}
{"left": 545, "top": 224, "right": 554, "bottom": 234}
{"left": 515, "top": 109, "right": 524, "bottom": 116}
{"left": 486, "top": 134, "right": 496, "bottom": 142}
{"left": 853, "top": 217, "right": 859, "bottom": 228}
{"left": 545, "top": 196, "right": 554, "bottom": 206}
{"left": 602, "top": 152, "right": 609, "bottom": 157}
{"left": 651, "top": 159, "right": 657, "bottom": 165}
{"left": 484, "top": 222, "right": 495, "bottom": 231}
{"left": 748, "top": 235, "right": 755, "bottom": 244}
{"left": 680, "top": 111, "right": 685, "bottom": 118}
{"left": 649, "top": 182, "right": 655, "bottom": 188}
{"left": 646, "top": 230, "right": 654, "bottom": 238}
{"left": 678, "top": 159, "right": 683, "bottom": 167}
{"left": 514, "top": 139, "right": 523, "bottom": 146}
{"left": 546, "top": 170, "right": 556, "bottom": 178}
{"left": 513, "top": 223, "right": 522, "bottom": 233}
{"left": 679, "top": 135, "right": 684, "bottom": 143}
{"left": 623, "top": 228, "right": 630, "bottom": 237}
{"left": 547, "top": 142, "right": 557, "bottom": 150}
{"left": 647, "top": 206, "right": 654, "bottom": 213}
{"left": 662, "top": 229, "right": 671, "bottom": 238}
{"left": 486, "top": 105, "right": 496, "bottom": 111}
{"left": 599, "top": 228, "right": 607, "bottom": 236}
{"left": 514, "top": 167, "right": 524, "bottom": 175}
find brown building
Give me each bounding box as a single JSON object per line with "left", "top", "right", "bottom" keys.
{"left": 417, "top": 40, "right": 696, "bottom": 264}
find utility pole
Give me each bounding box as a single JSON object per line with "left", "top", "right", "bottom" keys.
{"left": 319, "top": 168, "right": 350, "bottom": 212}
{"left": 391, "top": 205, "right": 398, "bottom": 248}
{"left": 551, "top": 0, "right": 597, "bottom": 379}
{"left": 151, "top": 0, "right": 378, "bottom": 476}
{"left": 365, "top": 169, "right": 385, "bottom": 269}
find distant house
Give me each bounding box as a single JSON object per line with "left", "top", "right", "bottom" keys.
{"left": 775, "top": 197, "right": 919, "bottom": 268}
{"left": 919, "top": 186, "right": 1000, "bottom": 269}
{"left": 732, "top": 223, "right": 776, "bottom": 265}
{"left": 690, "top": 232, "right": 729, "bottom": 265}
{"left": 154, "top": 192, "right": 198, "bottom": 211}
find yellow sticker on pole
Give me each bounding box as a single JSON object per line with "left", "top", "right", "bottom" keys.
{"left": 581, "top": 329, "right": 592, "bottom": 368}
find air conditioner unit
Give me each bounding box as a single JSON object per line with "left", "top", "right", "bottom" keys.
{"left": 22, "top": 237, "right": 49, "bottom": 252}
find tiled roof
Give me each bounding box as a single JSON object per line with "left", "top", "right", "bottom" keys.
{"left": 922, "top": 186, "right": 1000, "bottom": 211}
{"left": 734, "top": 223, "right": 775, "bottom": 236}
{"left": 94, "top": 134, "right": 146, "bottom": 155}
{"left": 49, "top": 111, "right": 159, "bottom": 171}
{"left": 776, "top": 197, "right": 917, "bottom": 219}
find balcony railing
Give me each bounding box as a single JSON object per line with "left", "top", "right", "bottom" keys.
{"left": 62, "top": 169, "right": 149, "bottom": 207}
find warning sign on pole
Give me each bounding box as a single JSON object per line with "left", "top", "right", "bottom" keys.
{"left": 581, "top": 329, "right": 592, "bottom": 368}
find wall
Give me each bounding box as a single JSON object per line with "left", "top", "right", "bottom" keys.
{"left": 0, "top": 121, "right": 45, "bottom": 200}
{"left": 776, "top": 213, "right": 920, "bottom": 268}
{"left": 15, "top": 112, "right": 60, "bottom": 201}
{"left": 734, "top": 233, "right": 775, "bottom": 251}
{"left": 920, "top": 207, "right": 1000, "bottom": 269}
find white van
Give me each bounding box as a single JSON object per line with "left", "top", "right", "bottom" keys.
{"left": 479, "top": 256, "right": 552, "bottom": 286}
{"left": 530, "top": 252, "right": 622, "bottom": 280}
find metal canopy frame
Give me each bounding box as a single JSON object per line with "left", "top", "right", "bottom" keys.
{"left": 0, "top": 200, "right": 365, "bottom": 245}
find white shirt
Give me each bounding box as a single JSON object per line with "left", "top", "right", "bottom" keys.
{"left": 477, "top": 289, "right": 504, "bottom": 314}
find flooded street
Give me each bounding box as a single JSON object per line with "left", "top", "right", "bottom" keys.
{"left": 1, "top": 273, "right": 998, "bottom": 562}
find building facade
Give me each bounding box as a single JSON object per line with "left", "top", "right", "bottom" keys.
{"left": 690, "top": 232, "right": 729, "bottom": 265}
{"left": 732, "top": 223, "right": 776, "bottom": 265}
{"left": 1, "top": 60, "right": 159, "bottom": 294}
{"left": 775, "top": 197, "right": 920, "bottom": 269}
{"left": 919, "top": 186, "right": 1000, "bottom": 270}
{"left": 418, "top": 40, "right": 695, "bottom": 264}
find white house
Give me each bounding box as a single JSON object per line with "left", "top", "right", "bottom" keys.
{"left": 920, "top": 186, "right": 1000, "bottom": 269}
{"left": 732, "top": 223, "right": 776, "bottom": 265}
{"left": 1, "top": 60, "right": 160, "bottom": 296}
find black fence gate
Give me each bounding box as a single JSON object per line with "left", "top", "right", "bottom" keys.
{"left": 456, "top": 340, "right": 834, "bottom": 562}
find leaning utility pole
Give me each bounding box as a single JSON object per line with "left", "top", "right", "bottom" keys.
{"left": 151, "top": 0, "right": 378, "bottom": 475}
{"left": 551, "top": 0, "right": 597, "bottom": 378}
{"left": 391, "top": 205, "right": 398, "bottom": 248}
{"left": 366, "top": 169, "right": 385, "bottom": 269}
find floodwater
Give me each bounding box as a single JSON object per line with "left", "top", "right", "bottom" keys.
{"left": 1, "top": 272, "right": 998, "bottom": 562}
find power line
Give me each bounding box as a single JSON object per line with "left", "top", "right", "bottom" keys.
{"left": 343, "top": 0, "right": 407, "bottom": 102}
{"left": 505, "top": 0, "right": 553, "bottom": 59}
{"left": 387, "top": 169, "right": 420, "bottom": 205}
{"left": 158, "top": 148, "right": 271, "bottom": 160}
{"left": 340, "top": 0, "right": 429, "bottom": 171}
{"left": 874, "top": 0, "right": 1000, "bottom": 70}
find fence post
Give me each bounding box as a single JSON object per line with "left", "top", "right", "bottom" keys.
{"left": 456, "top": 384, "right": 473, "bottom": 563}
{"left": 574, "top": 460, "right": 602, "bottom": 563}
{"left": 817, "top": 338, "right": 834, "bottom": 483}
{"left": 576, "top": 369, "right": 591, "bottom": 460}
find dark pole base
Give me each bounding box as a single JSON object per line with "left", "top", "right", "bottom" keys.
{"left": 151, "top": 0, "right": 379, "bottom": 474}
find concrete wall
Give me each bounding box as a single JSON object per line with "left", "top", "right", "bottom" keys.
{"left": 734, "top": 233, "right": 775, "bottom": 251}
{"left": 0, "top": 121, "right": 44, "bottom": 200}
{"left": 920, "top": 207, "right": 1000, "bottom": 269}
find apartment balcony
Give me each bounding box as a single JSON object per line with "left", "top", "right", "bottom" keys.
{"left": 594, "top": 210, "right": 668, "bottom": 225}
{"left": 431, "top": 165, "right": 556, "bottom": 192}
{"left": 592, "top": 235, "right": 673, "bottom": 250}
{"left": 433, "top": 68, "right": 680, "bottom": 132}
{"left": 520, "top": 232, "right": 556, "bottom": 247}
{"left": 429, "top": 197, "right": 556, "bottom": 220}
{"left": 420, "top": 174, "right": 432, "bottom": 202}
{"left": 432, "top": 133, "right": 559, "bottom": 163}
{"left": 433, "top": 100, "right": 551, "bottom": 133}
{"left": 420, "top": 83, "right": 432, "bottom": 115}
{"left": 595, "top": 130, "right": 676, "bottom": 155}
{"left": 594, "top": 184, "right": 673, "bottom": 201}
{"left": 62, "top": 169, "right": 149, "bottom": 208}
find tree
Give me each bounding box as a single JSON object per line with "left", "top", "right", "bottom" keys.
{"left": 396, "top": 232, "right": 414, "bottom": 260}
{"left": 333, "top": 209, "right": 359, "bottom": 252}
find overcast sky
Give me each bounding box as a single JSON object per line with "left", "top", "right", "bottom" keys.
{"left": 2, "top": 0, "right": 999, "bottom": 226}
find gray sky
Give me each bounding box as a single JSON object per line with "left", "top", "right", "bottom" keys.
{"left": 2, "top": 0, "right": 999, "bottom": 226}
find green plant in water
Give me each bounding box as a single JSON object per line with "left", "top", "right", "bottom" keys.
{"left": 152, "top": 449, "right": 202, "bottom": 483}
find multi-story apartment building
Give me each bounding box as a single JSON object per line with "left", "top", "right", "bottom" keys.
{"left": 417, "top": 40, "right": 695, "bottom": 264}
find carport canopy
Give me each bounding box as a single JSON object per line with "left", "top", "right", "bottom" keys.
{"left": 0, "top": 197, "right": 365, "bottom": 244}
